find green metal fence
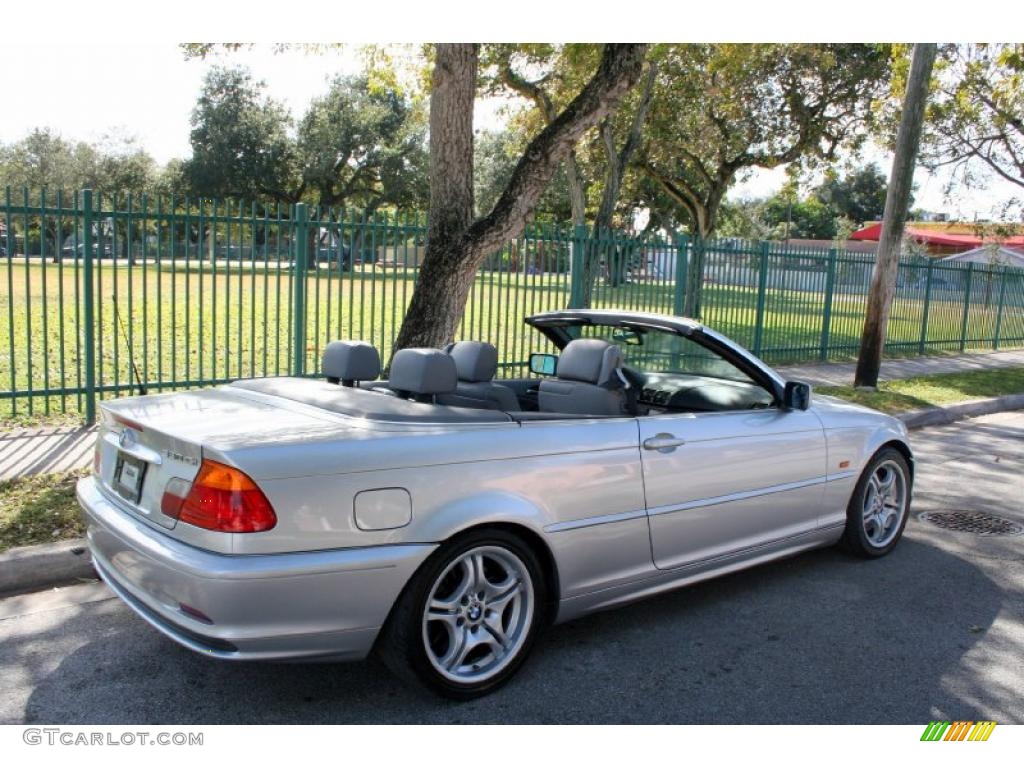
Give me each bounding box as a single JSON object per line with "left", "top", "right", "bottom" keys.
{"left": 3, "top": 188, "right": 1024, "bottom": 423}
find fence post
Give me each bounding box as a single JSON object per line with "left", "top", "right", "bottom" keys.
{"left": 291, "top": 203, "right": 309, "bottom": 376}
{"left": 819, "top": 248, "right": 837, "bottom": 361}
{"left": 82, "top": 189, "right": 97, "bottom": 424}
{"left": 568, "top": 224, "right": 586, "bottom": 309}
{"left": 673, "top": 233, "right": 688, "bottom": 316}
{"left": 752, "top": 241, "right": 770, "bottom": 356}
{"left": 959, "top": 262, "right": 973, "bottom": 353}
{"left": 993, "top": 265, "right": 1007, "bottom": 350}
{"left": 918, "top": 258, "right": 934, "bottom": 355}
{"left": 684, "top": 235, "right": 706, "bottom": 317}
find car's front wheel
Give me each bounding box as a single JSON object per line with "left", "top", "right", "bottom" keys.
{"left": 840, "top": 447, "right": 912, "bottom": 558}
{"left": 377, "top": 528, "right": 547, "bottom": 699}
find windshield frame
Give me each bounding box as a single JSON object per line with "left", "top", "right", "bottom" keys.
{"left": 525, "top": 310, "right": 786, "bottom": 405}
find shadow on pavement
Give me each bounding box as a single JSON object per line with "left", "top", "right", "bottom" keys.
{"left": 17, "top": 535, "right": 1020, "bottom": 724}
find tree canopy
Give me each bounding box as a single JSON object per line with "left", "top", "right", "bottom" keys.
{"left": 0, "top": 128, "right": 157, "bottom": 196}
{"left": 640, "top": 44, "right": 892, "bottom": 237}
{"left": 183, "top": 65, "right": 429, "bottom": 211}
{"left": 716, "top": 164, "right": 895, "bottom": 241}
{"left": 184, "top": 66, "right": 298, "bottom": 202}
{"left": 920, "top": 43, "right": 1024, "bottom": 195}
{"left": 295, "top": 75, "right": 428, "bottom": 211}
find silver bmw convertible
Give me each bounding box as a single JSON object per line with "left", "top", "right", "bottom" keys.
{"left": 78, "top": 309, "right": 913, "bottom": 698}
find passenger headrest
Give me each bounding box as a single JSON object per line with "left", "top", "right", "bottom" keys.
{"left": 389, "top": 348, "right": 458, "bottom": 396}
{"left": 322, "top": 340, "right": 381, "bottom": 384}
{"left": 556, "top": 339, "right": 624, "bottom": 387}
{"left": 445, "top": 341, "right": 499, "bottom": 383}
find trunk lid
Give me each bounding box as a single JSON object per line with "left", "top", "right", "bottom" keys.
{"left": 94, "top": 385, "right": 349, "bottom": 531}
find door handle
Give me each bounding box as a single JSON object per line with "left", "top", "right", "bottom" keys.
{"left": 643, "top": 433, "right": 686, "bottom": 452}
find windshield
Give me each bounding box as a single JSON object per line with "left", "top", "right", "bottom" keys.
{"left": 566, "top": 323, "right": 757, "bottom": 384}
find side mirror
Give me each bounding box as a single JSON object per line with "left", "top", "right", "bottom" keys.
{"left": 529, "top": 353, "right": 558, "bottom": 377}
{"left": 783, "top": 381, "right": 811, "bottom": 411}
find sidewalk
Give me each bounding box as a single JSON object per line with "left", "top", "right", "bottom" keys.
{"left": 1, "top": 348, "right": 1023, "bottom": 481}
{"left": 776, "top": 348, "right": 1024, "bottom": 387}
{"left": 1, "top": 426, "right": 97, "bottom": 481}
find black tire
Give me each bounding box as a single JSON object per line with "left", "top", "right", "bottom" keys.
{"left": 376, "top": 528, "right": 548, "bottom": 699}
{"left": 839, "top": 447, "right": 912, "bottom": 558}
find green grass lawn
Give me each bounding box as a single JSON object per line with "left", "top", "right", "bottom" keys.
{"left": 0, "top": 469, "right": 87, "bottom": 551}
{"left": 2, "top": 258, "right": 1024, "bottom": 426}
{"left": 817, "top": 365, "right": 1024, "bottom": 414}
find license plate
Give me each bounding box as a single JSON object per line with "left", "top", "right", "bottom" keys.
{"left": 114, "top": 452, "right": 147, "bottom": 503}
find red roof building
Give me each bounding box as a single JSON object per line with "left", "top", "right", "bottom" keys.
{"left": 850, "top": 222, "right": 1024, "bottom": 255}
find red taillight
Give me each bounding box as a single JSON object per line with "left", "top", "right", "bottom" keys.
{"left": 93, "top": 443, "right": 101, "bottom": 474}
{"left": 170, "top": 460, "right": 276, "bottom": 533}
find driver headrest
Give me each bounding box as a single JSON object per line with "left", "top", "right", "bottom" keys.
{"left": 322, "top": 340, "right": 381, "bottom": 384}
{"left": 444, "top": 341, "right": 499, "bottom": 383}
{"left": 389, "top": 348, "right": 458, "bottom": 396}
{"left": 556, "top": 339, "right": 624, "bottom": 387}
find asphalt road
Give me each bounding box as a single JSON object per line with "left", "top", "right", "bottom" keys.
{"left": 1, "top": 412, "right": 1022, "bottom": 725}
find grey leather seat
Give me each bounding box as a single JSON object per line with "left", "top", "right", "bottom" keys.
{"left": 388, "top": 348, "right": 458, "bottom": 403}
{"left": 437, "top": 341, "right": 520, "bottom": 411}
{"left": 538, "top": 338, "right": 629, "bottom": 416}
{"left": 322, "top": 340, "right": 381, "bottom": 386}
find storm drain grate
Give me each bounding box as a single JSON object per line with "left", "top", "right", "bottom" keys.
{"left": 919, "top": 510, "right": 1024, "bottom": 536}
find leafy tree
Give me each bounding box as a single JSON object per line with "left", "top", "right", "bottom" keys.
{"left": 0, "top": 129, "right": 86, "bottom": 192}
{"left": 639, "top": 44, "right": 890, "bottom": 315}
{"left": 184, "top": 66, "right": 299, "bottom": 202}
{"left": 921, "top": 43, "right": 1024, "bottom": 193}
{"left": 152, "top": 158, "right": 190, "bottom": 198}
{"left": 86, "top": 131, "right": 157, "bottom": 194}
{"left": 764, "top": 193, "right": 837, "bottom": 240}
{"left": 474, "top": 129, "right": 521, "bottom": 218}
{"left": 179, "top": 44, "right": 648, "bottom": 349}
{"left": 0, "top": 128, "right": 157, "bottom": 195}
{"left": 812, "top": 164, "right": 891, "bottom": 226}
{"left": 581, "top": 62, "right": 657, "bottom": 299}
{"left": 716, "top": 198, "right": 772, "bottom": 240}
{"left": 482, "top": 44, "right": 598, "bottom": 226}
{"left": 392, "top": 44, "right": 647, "bottom": 351}
{"left": 296, "top": 75, "right": 427, "bottom": 211}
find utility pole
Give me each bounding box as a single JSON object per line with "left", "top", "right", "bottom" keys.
{"left": 854, "top": 43, "right": 938, "bottom": 388}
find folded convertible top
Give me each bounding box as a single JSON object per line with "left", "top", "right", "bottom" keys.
{"left": 229, "top": 377, "right": 515, "bottom": 424}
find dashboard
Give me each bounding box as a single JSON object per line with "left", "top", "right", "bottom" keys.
{"left": 636, "top": 370, "right": 776, "bottom": 413}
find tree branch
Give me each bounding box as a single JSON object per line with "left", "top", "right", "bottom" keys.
{"left": 466, "top": 44, "right": 647, "bottom": 259}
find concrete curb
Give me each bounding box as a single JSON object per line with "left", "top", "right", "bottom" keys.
{"left": 0, "top": 538, "right": 95, "bottom": 598}
{"left": 896, "top": 393, "right": 1024, "bottom": 430}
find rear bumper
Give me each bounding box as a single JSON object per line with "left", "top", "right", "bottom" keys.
{"left": 77, "top": 476, "right": 435, "bottom": 661}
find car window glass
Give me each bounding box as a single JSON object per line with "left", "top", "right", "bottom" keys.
{"left": 575, "top": 325, "right": 758, "bottom": 385}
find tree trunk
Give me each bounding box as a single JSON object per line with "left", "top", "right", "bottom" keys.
{"left": 391, "top": 44, "right": 478, "bottom": 349}
{"left": 641, "top": 162, "right": 728, "bottom": 317}
{"left": 581, "top": 63, "right": 657, "bottom": 306}
{"left": 854, "top": 44, "right": 937, "bottom": 388}
{"left": 565, "top": 151, "right": 587, "bottom": 226}
{"left": 394, "top": 43, "right": 647, "bottom": 353}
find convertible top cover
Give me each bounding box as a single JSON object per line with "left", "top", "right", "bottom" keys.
{"left": 229, "top": 377, "right": 515, "bottom": 424}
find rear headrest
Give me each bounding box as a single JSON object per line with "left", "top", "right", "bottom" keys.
{"left": 556, "top": 339, "right": 624, "bottom": 387}
{"left": 389, "top": 348, "right": 458, "bottom": 396}
{"left": 445, "top": 341, "right": 499, "bottom": 383}
{"left": 322, "top": 340, "right": 381, "bottom": 384}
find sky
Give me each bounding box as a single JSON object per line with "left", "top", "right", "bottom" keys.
{"left": 1, "top": 42, "right": 1020, "bottom": 222}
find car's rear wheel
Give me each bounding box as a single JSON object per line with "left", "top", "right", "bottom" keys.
{"left": 377, "top": 528, "right": 546, "bottom": 699}
{"left": 839, "top": 447, "right": 911, "bottom": 558}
